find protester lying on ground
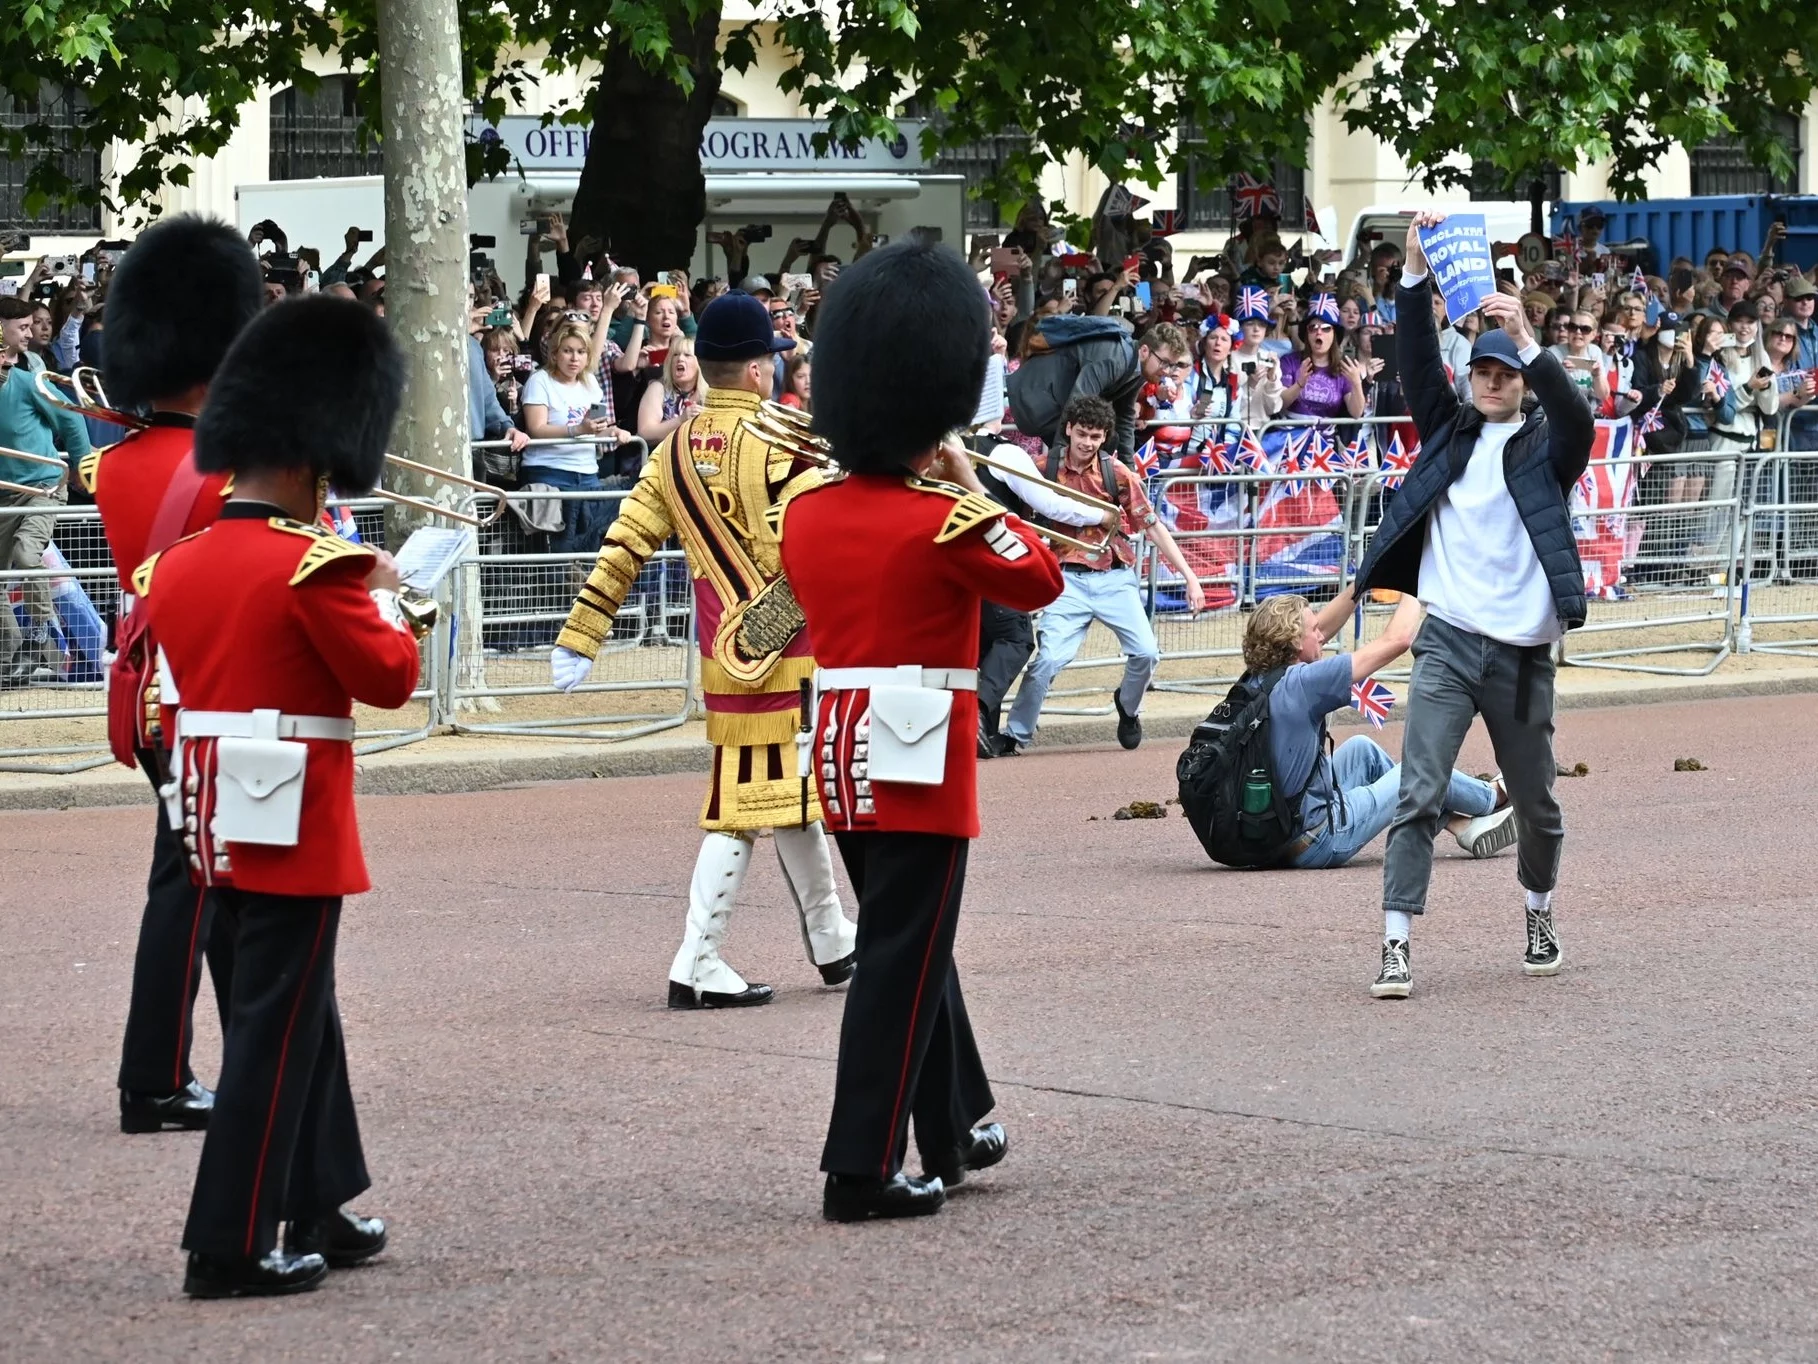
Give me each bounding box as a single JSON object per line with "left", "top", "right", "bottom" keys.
{"left": 1241, "top": 589, "right": 1514, "bottom": 872}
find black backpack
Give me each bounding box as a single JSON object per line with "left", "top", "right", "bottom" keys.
{"left": 1176, "top": 667, "right": 1326, "bottom": 869}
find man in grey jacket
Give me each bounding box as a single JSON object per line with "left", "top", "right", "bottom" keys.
{"left": 1006, "top": 319, "right": 1191, "bottom": 458}
{"left": 1352, "top": 212, "right": 1593, "bottom": 1000}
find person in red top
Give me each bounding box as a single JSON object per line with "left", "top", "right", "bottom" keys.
{"left": 1003, "top": 393, "right": 1204, "bottom": 752}
{"left": 782, "top": 240, "right": 1064, "bottom": 1223}
{"left": 138, "top": 296, "right": 418, "bottom": 1298}
{"left": 81, "top": 216, "right": 264, "bottom": 1136}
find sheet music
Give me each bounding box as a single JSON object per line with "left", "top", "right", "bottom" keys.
{"left": 393, "top": 527, "right": 475, "bottom": 593}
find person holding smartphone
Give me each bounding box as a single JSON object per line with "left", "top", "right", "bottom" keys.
{"left": 1546, "top": 309, "right": 1611, "bottom": 409}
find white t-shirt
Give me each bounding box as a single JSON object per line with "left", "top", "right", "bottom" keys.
{"left": 521, "top": 369, "right": 605, "bottom": 475}
{"left": 1547, "top": 342, "right": 1606, "bottom": 397}
{"left": 1419, "top": 420, "right": 1561, "bottom": 647}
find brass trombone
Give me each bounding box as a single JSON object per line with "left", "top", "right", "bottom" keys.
{"left": 35, "top": 368, "right": 149, "bottom": 431}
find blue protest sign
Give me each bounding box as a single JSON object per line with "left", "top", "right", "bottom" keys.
{"left": 1418, "top": 214, "right": 1497, "bottom": 320}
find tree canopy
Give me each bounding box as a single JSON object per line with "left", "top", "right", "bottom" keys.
{"left": 3, "top": 0, "right": 1812, "bottom": 234}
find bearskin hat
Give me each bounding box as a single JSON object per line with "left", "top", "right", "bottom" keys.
{"left": 194, "top": 296, "right": 405, "bottom": 494}
{"left": 810, "top": 239, "right": 990, "bottom": 473}
{"left": 102, "top": 216, "right": 264, "bottom": 410}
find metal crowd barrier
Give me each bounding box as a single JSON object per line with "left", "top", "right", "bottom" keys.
{"left": 1738, "top": 408, "right": 1818, "bottom": 657}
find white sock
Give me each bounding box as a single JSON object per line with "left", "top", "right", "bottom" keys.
{"left": 1384, "top": 909, "right": 1412, "bottom": 942}
{"left": 1525, "top": 889, "right": 1552, "bottom": 912}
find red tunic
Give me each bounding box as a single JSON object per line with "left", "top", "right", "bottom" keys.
{"left": 82, "top": 417, "right": 235, "bottom": 751}
{"left": 139, "top": 508, "right": 421, "bottom": 896}
{"left": 781, "top": 474, "right": 1063, "bottom": 837}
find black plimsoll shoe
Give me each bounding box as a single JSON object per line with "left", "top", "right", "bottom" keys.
{"left": 1112, "top": 690, "right": 1142, "bottom": 750}
{"left": 1523, "top": 904, "right": 1562, "bottom": 976}
{"left": 667, "top": 979, "right": 774, "bottom": 1009}
{"left": 816, "top": 953, "right": 857, "bottom": 986}
{"left": 183, "top": 1249, "right": 328, "bottom": 1299}
{"left": 121, "top": 1080, "right": 213, "bottom": 1133}
{"left": 924, "top": 1122, "right": 1007, "bottom": 1189}
{"left": 285, "top": 1208, "right": 387, "bottom": 1268}
{"left": 822, "top": 1172, "right": 945, "bottom": 1223}
{"left": 1370, "top": 938, "right": 1411, "bottom": 999}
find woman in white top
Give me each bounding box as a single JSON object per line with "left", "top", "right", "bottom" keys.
{"left": 1230, "top": 305, "right": 1286, "bottom": 420}
{"left": 1547, "top": 310, "right": 1612, "bottom": 411}
{"left": 519, "top": 317, "right": 618, "bottom": 557}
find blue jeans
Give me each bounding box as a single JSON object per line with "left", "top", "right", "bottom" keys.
{"left": 1004, "top": 565, "right": 1160, "bottom": 743}
{"left": 1291, "top": 735, "right": 1496, "bottom": 870}
{"left": 522, "top": 465, "right": 613, "bottom": 647}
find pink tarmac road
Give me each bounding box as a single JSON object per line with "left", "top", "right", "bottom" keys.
{"left": 3, "top": 694, "right": 1816, "bottom": 1362}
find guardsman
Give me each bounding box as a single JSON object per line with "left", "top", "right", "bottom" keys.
{"left": 82, "top": 216, "right": 264, "bottom": 1134}
{"left": 780, "top": 241, "right": 1065, "bottom": 1222}
{"left": 137, "top": 297, "right": 418, "bottom": 1297}
{"left": 550, "top": 293, "right": 857, "bottom": 1009}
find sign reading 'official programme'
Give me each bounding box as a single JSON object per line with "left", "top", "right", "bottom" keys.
{"left": 471, "top": 117, "right": 929, "bottom": 174}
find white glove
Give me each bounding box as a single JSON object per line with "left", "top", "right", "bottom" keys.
{"left": 550, "top": 645, "right": 595, "bottom": 693}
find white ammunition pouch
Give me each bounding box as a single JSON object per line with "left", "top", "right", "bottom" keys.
{"left": 815, "top": 666, "right": 977, "bottom": 788}
{"left": 174, "top": 709, "right": 355, "bottom": 848}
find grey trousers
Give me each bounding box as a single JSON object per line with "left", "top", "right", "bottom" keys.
{"left": 0, "top": 485, "right": 63, "bottom": 666}
{"left": 1382, "top": 613, "right": 1564, "bottom": 914}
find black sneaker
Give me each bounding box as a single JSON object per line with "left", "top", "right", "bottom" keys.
{"left": 977, "top": 716, "right": 996, "bottom": 759}
{"left": 1523, "top": 904, "right": 1561, "bottom": 976}
{"left": 1370, "top": 938, "right": 1411, "bottom": 998}
{"left": 1112, "top": 690, "right": 1142, "bottom": 750}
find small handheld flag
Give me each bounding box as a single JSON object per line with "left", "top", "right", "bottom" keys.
{"left": 1351, "top": 677, "right": 1396, "bottom": 728}
{"left": 1233, "top": 174, "right": 1281, "bottom": 223}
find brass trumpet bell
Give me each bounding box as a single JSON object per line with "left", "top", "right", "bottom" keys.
{"left": 398, "top": 592, "right": 439, "bottom": 641}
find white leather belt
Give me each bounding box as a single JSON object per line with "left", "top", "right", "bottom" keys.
{"left": 176, "top": 709, "right": 356, "bottom": 742}
{"left": 815, "top": 666, "right": 978, "bottom": 693}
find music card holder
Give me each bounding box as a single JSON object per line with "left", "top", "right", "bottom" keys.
{"left": 866, "top": 685, "right": 953, "bottom": 786}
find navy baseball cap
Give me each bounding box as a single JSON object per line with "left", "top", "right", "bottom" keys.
{"left": 1468, "top": 328, "right": 1528, "bottom": 372}
{"left": 695, "top": 292, "right": 795, "bottom": 361}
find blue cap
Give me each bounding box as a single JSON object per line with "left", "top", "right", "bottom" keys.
{"left": 695, "top": 292, "right": 796, "bottom": 361}
{"left": 1468, "top": 329, "right": 1528, "bottom": 372}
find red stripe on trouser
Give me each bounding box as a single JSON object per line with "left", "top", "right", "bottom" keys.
{"left": 880, "top": 844, "right": 961, "bottom": 1178}
{"left": 172, "top": 885, "right": 207, "bottom": 1090}
{"left": 243, "top": 901, "right": 330, "bottom": 1257}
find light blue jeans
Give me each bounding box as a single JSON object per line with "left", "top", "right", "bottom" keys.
{"left": 1292, "top": 735, "right": 1497, "bottom": 870}
{"left": 1005, "top": 566, "right": 1159, "bottom": 744}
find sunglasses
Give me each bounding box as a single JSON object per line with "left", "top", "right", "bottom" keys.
{"left": 1569, "top": 323, "right": 1595, "bottom": 333}
{"left": 768, "top": 307, "right": 794, "bottom": 319}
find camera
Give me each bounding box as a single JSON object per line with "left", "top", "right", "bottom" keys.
{"left": 356, "top": 229, "right": 374, "bottom": 243}
{"left": 2, "top": 233, "right": 31, "bottom": 253}
{"left": 1242, "top": 360, "right": 1257, "bottom": 375}
{"left": 470, "top": 234, "right": 497, "bottom": 249}
{"left": 469, "top": 252, "right": 496, "bottom": 285}
{"left": 519, "top": 216, "right": 552, "bottom": 237}
{"left": 739, "top": 224, "right": 773, "bottom": 245}
{"left": 484, "top": 304, "right": 513, "bottom": 328}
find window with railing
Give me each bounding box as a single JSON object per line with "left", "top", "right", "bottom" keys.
{"left": 899, "top": 98, "right": 1029, "bottom": 231}
{"left": 270, "top": 76, "right": 384, "bottom": 180}
{"left": 1689, "top": 115, "right": 1801, "bottom": 197}
{"left": 0, "top": 84, "right": 103, "bottom": 233}
{"left": 1469, "top": 160, "right": 1562, "bottom": 203}
{"left": 1176, "top": 123, "right": 1307, "bottom": 232}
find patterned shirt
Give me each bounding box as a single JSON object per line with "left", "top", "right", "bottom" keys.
{"left": 592, "top": 340, "right": 625, "bottom": 427}
{"left": 1049, "top": 456, "right": 1156, "bottom": 571}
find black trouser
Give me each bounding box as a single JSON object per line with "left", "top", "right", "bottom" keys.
{"left": 821, "top": 832, "right": 993, "bottom": 1178}
{"left": 118, "top": 747, "right": 236, "bottom": 1095}
{"left": 976, "top": 602, "right": 1035, "bottom": 742}
{"left": 182, "top": 891, "right": 369, "bottom": 1257}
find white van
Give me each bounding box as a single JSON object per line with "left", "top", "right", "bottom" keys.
{"left": 1338, "top": 201, "right": 1547, "bottom": 273}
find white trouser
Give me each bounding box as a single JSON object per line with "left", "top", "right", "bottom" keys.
{"left": 669, "top": 833, "right": 754, "bottom": 994}
{"left": 774, "top": 822, "right": 855, "bottom": 967}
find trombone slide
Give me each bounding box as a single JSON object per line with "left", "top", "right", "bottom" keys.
{"left": 966, "top": 450, "right": 1119, "bottom": 514}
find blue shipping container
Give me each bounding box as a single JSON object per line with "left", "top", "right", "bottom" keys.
{"left": 1552, "top": 195, "right": 1818, "bottom": 273}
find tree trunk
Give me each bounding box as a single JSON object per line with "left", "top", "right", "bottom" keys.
{"left": 377, "top": 0, "right": 478, "bottom": 713}
{"left": 569, "top": 8, "right": 724, "bottom": 278}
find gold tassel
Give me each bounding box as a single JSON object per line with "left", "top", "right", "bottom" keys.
{"left": 704, "top": 710, "right": 801, "bottom": 748}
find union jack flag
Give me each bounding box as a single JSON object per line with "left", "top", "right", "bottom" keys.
{"left": 1381, "top": 431, "right": 1419, "bottom": 488}
{"left": 1706, "top": 361, "right": 1731, "bottom": 402}
{"left": 1303, "top": 201, "right": 1321, "bottom": 236}
{"left": 1275, "top": 428, "right": 1311, "bottom": 498}
{"left": 1303, "top": 426, "right": 1341, "bottom": 488}
{"left": 1199, "top": 439, "right": 1233, "bottom": 474}
{"left": 1148, "top": 209, "right": 1184, "bottom": 237}
{"left": 1133, "top": 438, "right": 1161, "bottom": 478}
{"left": 330, "top": 504, "right": 362, "bottom": 543}
{"left": 1340, "top": 427, "right": 1373, "bottom": 473}
{"left": 1235, "top": 425, "right": 1270, "bottom": 471}
{"left": 1232, "top": 174, "right": 1280, "bottom": 222}
{"left": 1351, "top": 677, "right": 1396, "bottom": 729}
{"left": 1553, "top": 216, "right": 1577, "bottom": 258}
{"left": 1235, "top": 285, "right": 1272, "bottom": 321}
{"left": 1636, "top": 401, "right": 1665, "bottom": 436}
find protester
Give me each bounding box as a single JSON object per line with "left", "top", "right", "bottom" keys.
{"left": 1351, "top": 212, "right": 1594, "bottom": 1000}
{"left": 635, "top": 336, "right": 707, "bottom": 444}
{"left": 1002, "top": 395, "right": 1205, "bottom": 753}
{"left": 1005, "top": 318, "right": 1192, "bottom": 459}
{"left": 1241, "top": 589, "right": 1513, "bottom": 870}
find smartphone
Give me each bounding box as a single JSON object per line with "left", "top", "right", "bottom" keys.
{"left": 43, "top": 254, "right": 77, "bottom": 276}
{"left": 1373, "top": 332, "right": 1399, "bottom": 384}
{"left": 1591, "top": 272, "right": 1607, "bottom": 290}
{"left": 779, "top": 272, "right": 812, "bottom": 294}
{"left": 357, "top": 229, "right": 375, "bottom": 243}
{"left": 1178, "top": 282, "right": 1201, "bottom": 303}
{"left": 1061, "top": 278, "right": 1077, "bottom": 300}
{"left": 81, "top": 261, "right": 96, "bottom": 282}
{"left": 584, "top": 403, "right": 610, "bottom": 423}
{"left": 485, "top": 305, "right": 513, "bottom": 327}
{"left": 302, "top": 271, "right": 320, "bottom": 295}
{"left": 988, "top": 247, "right": 1021, "bottom": 273}
{"left": 534, "top": 272, "right": 550, "bottom": 296}
{"left": 1134, "top": 281, "right": 1153, "bottom": 310}
{"left": 648, "top": 283, "right": 678, "bottom": 301}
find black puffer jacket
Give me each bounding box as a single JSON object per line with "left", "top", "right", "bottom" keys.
{"left": 1355, "top": 275, "right": 1595, "bottom": 632}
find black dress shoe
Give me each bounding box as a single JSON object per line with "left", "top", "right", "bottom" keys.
{"left": 924, "top": 1121, "right": 1008, "bottom": 1188}
{"left": 285, "top": 1208, "right": 388, "bottom": 1268}
{"left": 121, "top": 1080, "right": 213, "bottom": 1133}
{"left": 822, "top": 1172, "right": 946, "bottom": 1223}
{"left": 816, "top": 952, "right": 857, "bottom": 986}
{"left": 183, "top": 1249, "right": 328, "bottom": 1299}
{"left": 977, "top": 716, "right": 997, "bottom": 759}
{"left": 667, "top": 980, "right": 775, "bottom": 1009}
{"left": 1113, "top": 690, "right": 1143, "bottom": 750}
